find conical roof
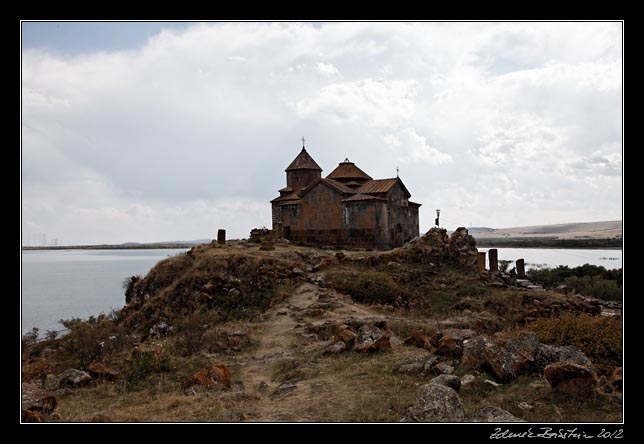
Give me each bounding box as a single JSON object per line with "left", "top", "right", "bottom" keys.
{"left": 285, "top": 147, "right": 322, "bottom": 171}
{"left": 326, "top": 159, "right": 372, "bottom": 181}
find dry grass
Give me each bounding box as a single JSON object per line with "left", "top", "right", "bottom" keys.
{"left": 459, "top": 374, "right": 622, "bottom": 423}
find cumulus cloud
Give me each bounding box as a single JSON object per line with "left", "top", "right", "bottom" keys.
{"left": 384, "top": 128, "right": 453, "bottom": 165}
{"left": 294, "top": 78, "right": 417, "bottom": 127}
{"left": 21, "top": 22, "right": 622, "bottom": 244}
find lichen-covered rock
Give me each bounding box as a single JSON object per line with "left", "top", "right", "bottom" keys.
{"left": 192, "top": 362, "right": 231, "bottom": 389}
{"left": 437, "top": 329, "right": 477, "bottom": 358}
{"left": 354, "top": 324, "right": 391, "bottom": 352}
{"left": 535, "top": 344, "right": 593, "bottom": 371}
{"left": 59, "top": 369, "right": 92, "bottom": 387}
{"left": 401, "top": 384, "right": 465, "bottom": 422}
{"left": 484, "top": 333, "right": 539, "bottom": 382}
{"left": 88, "top": 362, "right": 121, "bottom": 381}
{"left": 430, "top": 374, "right": 461, "bottom": 392}
{"left": 473, "top": 406, "right": 525, "bottom": 422}
{"left": 398, "top": 362, "right": 424, "bottom": 375}
{"left": 462, "top": 336, "right": 491, "bottom": 370}
{"left": 544, "top": 361, "right": 598, "bottom": 395}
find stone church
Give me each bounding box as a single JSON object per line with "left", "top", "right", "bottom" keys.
{"left": 271, "top": 144, "right": 421, "bottom": 249}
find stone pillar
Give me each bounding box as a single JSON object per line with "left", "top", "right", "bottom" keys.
{"left": 477, "top": 252, "right": 486, "bottom": 273}
{"left": 488, "top": 248, "right": 499, "bottom": 272}
{"left": 217, "top": 229, "right": 226, "bottom": 245}
{"left": 516, "top": 258, "right": 526, "bottom": 279}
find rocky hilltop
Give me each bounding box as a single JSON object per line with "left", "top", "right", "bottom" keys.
{"left": 21, "top": 228, "right": 622, "bottom": 423}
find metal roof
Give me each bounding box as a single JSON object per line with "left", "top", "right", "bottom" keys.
{"left": 285, "top": 147, "right": 322, "bottom": 171}
{"left": 343, "top": 193, "right": 388, "bottom": 202}
{"left": 356, "top": 178, "right": 398, "bottom": 194}
{"left": 326, "top": 161, "right": 372, "bottom": 180}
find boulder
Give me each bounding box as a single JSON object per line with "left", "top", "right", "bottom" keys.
{"left": 401, "top": 384, "right": 465, "bottom": 422}
{"left": 544, "top": 361, "right": 598, "bottom": 395}
{"left": 322, "top": 342, "right": 347, "bottom": 355}
{"left": 354, "top": 324, "right": 391, "bottom": 352}
{"left": 611, "top": 367, "right": 622, "bottom": 392}
{"left": 535, "top": 344, "right": 592, "bottom": 371}
{"left": 88, "top": 362, "right": 121, "bottom": 381}
{"left": 423, "top": 356, "right": 439, "bottom": 374}
{"left": 43, "top": 374, "right": 60, "bottom": 391}
{"left": 22, "top": 409, "right": 42, "bottom": 422}
{"left": 473, "top": 406, "right": 525, "bottom": 422}
{"left": 398, "top": 363, "right": 424, "bottom": 375}
{"left": 335, "top": 325, "right": 357, "bottom": 344}
{"left": 404, "top": 330, "right": 433, "bottom": 350}
{"left": 430, "top": 374, "right": 461, "bottom": 392}
{"left": 59, "top": 369, "right": 92, "bottom": 387}
{"left": 192, "top": 362, "right": 231, "bottom": 389}
{"left": 433, "top": 363, "right": 454, "bottom": 375}
{"left": 484, "top": 333, "right": 539, "bottom": 382}
{"left": 462, "top": 336, "right": 490, "bottom": 370}
{"left": 437, "top": 329, "right": 477, "bottom": 358}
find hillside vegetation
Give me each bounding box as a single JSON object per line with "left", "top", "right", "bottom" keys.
{"left": 21, "top": 229, "right": 622, "bottom": 423}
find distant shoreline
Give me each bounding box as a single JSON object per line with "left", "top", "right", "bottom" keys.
{"left": 21, "top": 244, "right": 197, "bottom": 251}
{"left": 474, "top": 237, "right": 622, "bottom": 250}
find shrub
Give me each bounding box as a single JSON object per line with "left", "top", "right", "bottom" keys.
{"left": 58, "top": 316, "right": 127, "bottom": 369}
{"left": 563, "top": 275, "right": 622, "bottom": 301}
{"left": 346, "top": 271, "right": 400, "bottom": 305}
{"left": 527, "top": 313, "right": 622, "bottom": 374}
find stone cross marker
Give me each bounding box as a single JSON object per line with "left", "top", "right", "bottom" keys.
{"left": 477, "top": 251, "right": 486, "bottom": 273}
{"left": 488, "top": 248, "right": 499, "bottom": 272}
{"left": 516, "top": 258, "right": 526, "bottom": 279}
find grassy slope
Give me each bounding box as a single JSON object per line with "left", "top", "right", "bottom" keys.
{"left": 24, "top": 241, "right": 622, "bottom": 423}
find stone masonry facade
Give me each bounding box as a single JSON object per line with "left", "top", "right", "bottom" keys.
{"left": 271, "top": 145, "right": 421, "bottom": 250}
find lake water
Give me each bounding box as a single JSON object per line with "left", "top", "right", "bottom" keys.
{"left": 21, "top": 247, "right": 622, "bottom": 336}
{"left": 21, "top": 249, "right": 188, "bottom": 336}
{"left": 477, "top": 248, "right": 622, "bottom": 271}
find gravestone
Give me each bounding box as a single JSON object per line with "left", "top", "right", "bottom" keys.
{"left": 488, "top": 249, "right": 499, "bottom": 272}
{"left": 516, "top": 258, "right": 526, "bottom": 279}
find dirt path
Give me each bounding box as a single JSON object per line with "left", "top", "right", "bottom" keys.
{"left": 237, "top": 275, "right": 385, "bottom": 422}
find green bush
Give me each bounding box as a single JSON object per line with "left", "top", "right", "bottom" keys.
{"left": 563, "top": 275, "right": 622, "bottom": 301}
{"left": 347, "top": 271, "right": 400, "bottom": 305}
{"left": 527, "top": 264, "right": 622, "bottom": 300}
{"left": 527, "top": 313, "right": 622, "bottom": 374}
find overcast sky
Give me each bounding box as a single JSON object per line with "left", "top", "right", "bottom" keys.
{"left": 21, "top": 21, "right": 622, "bottom": 245}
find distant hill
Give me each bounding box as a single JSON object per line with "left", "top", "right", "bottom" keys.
{"left": 470, "top": 220, "right": 622, "bottom": 240}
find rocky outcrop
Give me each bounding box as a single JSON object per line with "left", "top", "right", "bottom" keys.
{"left": 354, "top": 324, "right": 391, "bottom": 352}
{"left": 544, "top": 362, "right": 598, "bottom": 395}
{"left": 59, "top": 369, "right": 92, "bottom": 387}
{"left": 402, "top": 227, "right": 478, "bottom": 269}
{"left": 430, "top": 374, "right": 461, "bottom": 392}
{"left": 483, "top": 333, "right": 539, "bottom": 382}
{"left": 88, "top": 362, "right": 121, "bottom": 381}
{"left": 437, "top": 328, "right": 477, "bottom": 358}
{"left": 192, "top": 362, "right": 231, "bottom": 389}
{"left": 473, "top": 406, "right": 525, "bottom": 422}
{"left": 448, "top": 227, "right": 478, "bottom": 267}
{"left": 401, "top": 384, "right": 465, "bottom": 422}
{"left": 534, "top": 344, "right": 593, "bottom": 371}
{"left": 462, "top": 336, "right": 491, "bottom": 370}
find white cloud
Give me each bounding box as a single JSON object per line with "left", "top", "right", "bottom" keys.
{"left": 21, "top": 22, "right": 622, "bottom": 243}
{"left": 384, "top": 128, "right": 453, "bottom": 165}
{"left": 294, "top": 78, "right": 417, "bottom": 128}
{"left": 315, "top": 62, "right": 340, "bottom": 77}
